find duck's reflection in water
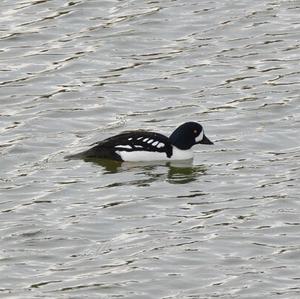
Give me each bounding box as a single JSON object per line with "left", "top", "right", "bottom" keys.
{"left": 85, "top": 158, "right": 208, "bottom": 185}
{"left": 167, "top": 162, "right": 208, "bottom": 184}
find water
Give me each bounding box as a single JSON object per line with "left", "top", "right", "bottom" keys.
{"left": 1, "top": 0, "right": 300, "bottom": 298}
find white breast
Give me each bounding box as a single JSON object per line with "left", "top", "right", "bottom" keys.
{"left": 116, "top": 147, "right": 193, "bottom": 162}
{"left": 171, "top": 147, "right": 194, "bottom": 160}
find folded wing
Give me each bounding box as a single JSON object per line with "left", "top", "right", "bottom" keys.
{"left": 96, "top": 131, "right": 173, "bottom": 158}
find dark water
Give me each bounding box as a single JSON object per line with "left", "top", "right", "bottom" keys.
{"left": 1, "top": 0, "right": 300, "bottom": 298}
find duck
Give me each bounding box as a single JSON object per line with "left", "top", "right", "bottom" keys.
{"left": 65, "top": 122, "right": 213, "bottom": 162}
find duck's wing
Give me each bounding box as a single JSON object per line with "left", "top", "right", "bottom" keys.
{"left": 94, "top": 131, "right": 173, "bottom": 158}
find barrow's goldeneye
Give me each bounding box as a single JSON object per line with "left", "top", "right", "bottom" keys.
{"left": 66, "top": 122, "right": 213, "bottom": 162}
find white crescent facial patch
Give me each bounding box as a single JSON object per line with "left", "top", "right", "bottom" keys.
{"left": 195, "top": 130, "right": 204, "bottom": 142}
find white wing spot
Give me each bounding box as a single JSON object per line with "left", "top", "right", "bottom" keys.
{"left": 157, "top": 142, "right": 164, "bottom": 148}
{"left": 137, "top": 137, "right": 143, "bottom": 140}
{"left": 143, "top": 138, "right": 149, "bottom": 142}
{"left": 115, "top": 145, "right": 132, "bottom": 149}
{"left": 147, "top": 139, "right": 154, "bottom": 144}
{"left": 135, "top": 145, "right": 143, "bottom": 148}
{"left": 128, "top": 137, "right": 133, "bottom": 141}
{"left": 153, "top": 141, "right": 159, "bottom": 146}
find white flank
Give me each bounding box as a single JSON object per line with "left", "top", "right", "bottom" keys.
{"left": 116, "top": 147, "right": 193, "bottom": 162}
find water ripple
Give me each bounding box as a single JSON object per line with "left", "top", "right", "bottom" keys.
{"left": 1, "top": 0, "right": 300, "bottom": 298}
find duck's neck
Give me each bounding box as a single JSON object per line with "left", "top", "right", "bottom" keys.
{"left": 169, "top": 136, "right": 194, "bottom": 150}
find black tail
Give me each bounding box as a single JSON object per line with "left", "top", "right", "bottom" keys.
{"left": 64, "top": 152, "right": 85, "bottom": 160}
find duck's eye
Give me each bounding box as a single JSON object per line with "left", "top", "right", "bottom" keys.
{"left": 193, "top": 129, "right": 198, "bottom": 135}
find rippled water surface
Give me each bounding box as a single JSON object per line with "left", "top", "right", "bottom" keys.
{"left": 1, "top": 0, "right": 300, "bottom": 298}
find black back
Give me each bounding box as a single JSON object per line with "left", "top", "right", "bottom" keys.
{"left": 85, "top": 131, "right": 173, "bottom": 159}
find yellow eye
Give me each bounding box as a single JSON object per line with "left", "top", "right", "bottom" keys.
{"left": 193, "top": 130, "right": 198, "bottom": 134}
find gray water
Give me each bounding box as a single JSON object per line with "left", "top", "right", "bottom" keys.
{"left": 1, "top": 0, "right": 300, "bottom": 298}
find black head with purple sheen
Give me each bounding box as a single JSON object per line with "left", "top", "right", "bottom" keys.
{"left": 169, "top": 122, "right": 213, "bottom": 150}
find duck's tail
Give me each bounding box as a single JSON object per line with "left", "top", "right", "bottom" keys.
{"left": 64, "top": 152, "right": 85, "bottom": 160}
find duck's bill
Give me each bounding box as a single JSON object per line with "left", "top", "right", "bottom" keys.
{"left": 198, "top": 134, "right": 213, "bottom": 145}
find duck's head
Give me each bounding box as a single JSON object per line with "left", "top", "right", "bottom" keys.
{"left": 169, "top": 122, "right": 213, "bottom": 150}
